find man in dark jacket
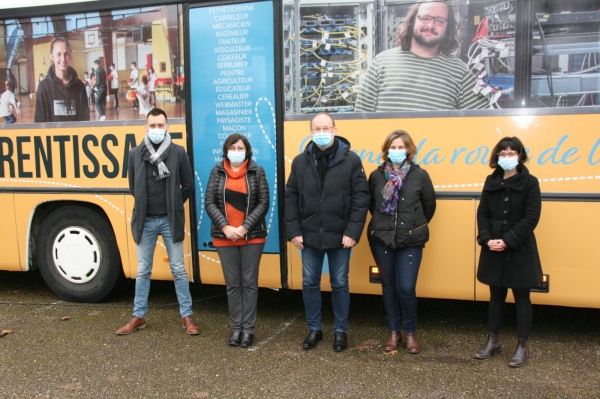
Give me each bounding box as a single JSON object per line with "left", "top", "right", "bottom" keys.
{"left": 116, "top": 107, "right": 199, "bottom": 335}
{"left": 93, "top": 59, "right": 107, "bottom": 121}
{"left": 34, "top": 37, "right": 89, "bottom": 122}
{"left": 285, "top": 112, "right": 370, "bottom": 352}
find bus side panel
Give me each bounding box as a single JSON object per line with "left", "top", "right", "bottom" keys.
{"left": 13, "top": 194, "right": 130, "bottom": 274}
{"left": 198, "top": 252, "right": 282, "bottom": 288}
{"left": 0, "top": 193, "right": 22, "bottom": 271}
{"left": 475, "top": 201, "right": 600, "bottom": 308}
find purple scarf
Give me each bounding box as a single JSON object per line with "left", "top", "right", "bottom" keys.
{"left": 381, "top": 161, "right": 411, "bottom": 215}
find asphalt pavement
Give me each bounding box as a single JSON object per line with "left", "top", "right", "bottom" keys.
{"left": 1, "top": 270, "right": 599, "bottom": 398}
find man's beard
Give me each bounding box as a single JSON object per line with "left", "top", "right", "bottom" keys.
{"left": 413, "top": 28, "right": 443, "bottom": 49}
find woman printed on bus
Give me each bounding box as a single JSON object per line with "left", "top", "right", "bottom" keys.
{"left": 367, "top": 130, "right": 436, "bottom": 355}
{"left": 147, "top": 67, "right": 157, "bottom": 107}
{"left": 34, "top": 37, "right": 89, "bottom": 122}
{"left": 474, "top": 136, "right": 542, "bottom": 368}
{"left": 109, "top": 63, "right": 120, "bottom": 110}
{"left": 205, "top": 134, "right": 270, "bottom": 349}
{"left": 135, "top": 75, "right": 153, "bottom": 116}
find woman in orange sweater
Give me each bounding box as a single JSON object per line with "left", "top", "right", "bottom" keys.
{"left": 205, "top": 134, "right": 270, "bottom": 348}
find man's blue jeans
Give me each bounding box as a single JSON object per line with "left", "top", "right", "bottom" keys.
{"left": 301, "top": 247, "right": 351, "bottom": 333}
{"left": 133, "top": 215, "right": 193, "bottom": 319}
{"left": 370, "top": 244, "right": 423, "bottom": 333}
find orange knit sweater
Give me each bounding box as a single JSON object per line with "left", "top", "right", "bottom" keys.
{"left": 213, "top": 159, "right": 267, "bottom": 247}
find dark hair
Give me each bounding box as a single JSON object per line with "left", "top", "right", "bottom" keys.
{"left": 148, "top": 67, "right": 154, "bottom": 74}
{"left": 131, "top": 62, "right": 137, "bottom": 67}
{"left": 146, "top": 107, "right": 168, "bottom": 123}
{"left": 5, "top": 80, "right": 15, "bottom": 91}
{"left": 142, "top": 75, "right": 148, "bottom": 85}
{"left": 93, "top": 59, "right": 101, "bottom": 66}
{"left": 222, "top": 133, "right": 252, "bottom": 161}
{"left": 489, "top": 137, "right": 528, "bottom": 168}
{"left": 395, "top": 1, "right": 460, "bottom": 56}
{"left": 50, "top": 36, "right": 71, "bottom": 55}
{"left": 309, "top": 112, "right": 335, "bottom": 129}
{"left": 381, "top": 130, "right": 417, "bottom": 163}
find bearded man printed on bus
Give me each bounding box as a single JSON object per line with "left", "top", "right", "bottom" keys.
{"left": 355, "top": 1, "right": 488, "bottom": 112}
{"left": 117, "top": 107, "right": 199, "bottom": 335}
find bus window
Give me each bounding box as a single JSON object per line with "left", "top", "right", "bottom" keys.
{"left": 530, "top": 0, "right": 600, "bottom": 107}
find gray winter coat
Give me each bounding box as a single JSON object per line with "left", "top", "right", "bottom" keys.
{"left": 128, "top": 141, "right": 194, "bottom": 244}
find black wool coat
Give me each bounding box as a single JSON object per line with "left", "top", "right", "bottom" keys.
{"left": 285, "top": 136, "right": 370, "bottom": 250}
{"left": 367, "top": 163, "right": 436, "bottom": 248}
{"left": 128, "top": 141, "right": 194, "bottom": 244}
{"left": 476, "top": 164, "right": 543, "bottom": 288}
{"left": 205, "top": 159, "right": 270, "bottom": 240}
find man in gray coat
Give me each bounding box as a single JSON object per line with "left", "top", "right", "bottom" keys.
{"left": 116, "top": 107, "right": 199, "bottom": 335}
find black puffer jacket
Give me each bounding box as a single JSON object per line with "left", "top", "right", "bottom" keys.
{"left": 205, "top": 159, "right": 269, "bottom": 240}
{"left": 35, "top": 65, "right": 89, "bottom": 122}
{"left": 285, "top": 136, "right": 370, "bottom": 250}
{"left": 367, "top": 163, "right": 436, "bottom": 248}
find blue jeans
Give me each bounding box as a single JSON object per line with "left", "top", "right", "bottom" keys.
{"left": 370, "top": 244, "right": 423, "bottom": 333}
{"left": 302, "top": 247, "right": 351, "bottom": 333}
{"left": 133, "top": 215, "right": 193, "bottom": 319}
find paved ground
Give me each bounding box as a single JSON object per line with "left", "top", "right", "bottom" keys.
{"left": 1, "top": 270, "right": 599, "bottom": 398}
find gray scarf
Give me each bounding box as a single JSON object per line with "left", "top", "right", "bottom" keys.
{"left": 143, "top": 133, "right": 171, "bottom": 180}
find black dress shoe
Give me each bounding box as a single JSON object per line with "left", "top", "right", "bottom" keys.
{"left": 240, "top": 333, "right": 254, "bottom": 348}
{"left": 228, "top": 331, "right": 242, "bottom": 346}
{"left": 302, "top": 330, "right": 323, "bottom": 350}
{"left": 333, "top": 332, "right": 348, "bottom": 352}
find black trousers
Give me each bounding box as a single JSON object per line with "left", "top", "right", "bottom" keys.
{"left": 488, "top": 285, "right": 532, "bottom": 339}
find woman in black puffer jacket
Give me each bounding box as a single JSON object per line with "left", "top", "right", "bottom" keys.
{"left": 368, "top": 130, "right": 436, "bottom": 355}
{"left": 205, "top": 134, "right": 269, "bottom": 349}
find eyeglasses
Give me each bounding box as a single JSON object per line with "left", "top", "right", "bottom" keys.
{"left": 497, "top": 151, "right": 519, "bottom": 158}
{"left": 417, "top": 15, "right": 448, "bottom": 26}
{"left": 311, "top": 126, "right": 334, "bottom": 133}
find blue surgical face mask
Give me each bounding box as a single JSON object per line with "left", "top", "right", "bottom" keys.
{"left": 148, "top": 128, "right": 166, "bottom": 144}
{"left": 227, "top": 151, "right": 246, "bottom": 165}
{"left": 498, "top": 156, "right": 519, "bottom": 171}
{"left": 388, "top": 149, "right": 407, "bottom": 165}
{"left": 312, "top": 133, "right": 333, "bottom": 148}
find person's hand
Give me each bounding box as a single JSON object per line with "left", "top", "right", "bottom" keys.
{"left": 222, "top": 225, "right": 239, "bottom": 241}
{"left": 487, "top": 239, "right": 507, "bottom": 251}
{"left": 291, "top": 236, "right": 304, "bottom": 249}
{"left": 234, "top": 226, "right": 248, "bottom": 238}
{"left": 342, "top": 235, "right": 356, "bottom": 249}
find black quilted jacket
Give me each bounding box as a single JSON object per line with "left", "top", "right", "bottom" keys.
{"left": 205, "top": 159, "right": 269, "bottom": 240}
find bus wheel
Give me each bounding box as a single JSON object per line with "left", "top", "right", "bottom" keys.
{"left": 36, "top": 206, "right": 125, "bottom": 302}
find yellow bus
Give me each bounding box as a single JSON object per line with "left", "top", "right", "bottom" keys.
{"left": 1, "top": 0, "right": 599, "bottom": 308}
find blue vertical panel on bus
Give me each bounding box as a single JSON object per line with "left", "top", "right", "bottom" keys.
{"left": 189, "top": 1, "right": 280, "bottom": 253}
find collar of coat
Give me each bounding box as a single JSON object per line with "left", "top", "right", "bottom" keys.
{"left": 484, "top": 164, "right": 531, "bottom": 192}
{"left": 305, "top": 136, "right": 350, "bottom": 163}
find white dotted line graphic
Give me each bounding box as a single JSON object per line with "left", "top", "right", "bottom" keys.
{"left": 254, "top": 97, "right": 277, "bottom": 233}
{"left": 0, "top": 178, "right": 79, "bottom": 188}
{"left": 194, "top": 170, "right": 205, "bottom": 231}
{"left": 433, "top": 175, "right": 600, "bottom": 189}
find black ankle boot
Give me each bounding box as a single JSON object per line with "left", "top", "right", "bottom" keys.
{"left": 509, "top": 338, "right": 529, "bottom": 367}
{"left": 474, "top": 332, "right": 501, "bottom": 359}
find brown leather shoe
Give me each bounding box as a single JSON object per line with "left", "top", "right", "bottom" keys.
{"left": 405, "top": 333, "right": 420, "bottom": 354}
{"left": 474, "top": 332, "right": 501, "bottom": 360}
{"left": 383, "top": 331, "right": 401, "bottom": 355}
{"left": 509, "top": 338, "right": 529, "bottom": 368}
{"left": 182, "top": 315, "right": 200, "bottom": 335}
{"left": 116, "top": 316, "right": 146, "bottom": 335}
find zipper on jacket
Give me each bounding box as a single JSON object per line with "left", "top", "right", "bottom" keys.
{"left": 409, "top": 223, "right": 427, "bottom": 235}
{"left": 223, "top": 173, "right": 228, "bottom": 223}
{"left": 244, "top": 173, "right": 250, "bottom": 241}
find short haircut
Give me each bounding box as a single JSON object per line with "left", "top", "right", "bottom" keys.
{"left": 395, "top": 1, "right": 460, "bottom": 56}
{"left": 381, "top": 130, "right": 417, "bottom": 163}
{"left": 146, "top": 107, "right": 168, "bottom": 123}
{"left": 5, "top": 80, "right": 14, "bottom": 90}
{"left": 222, "top": 133, "right": 252, "bottom": 161}
{"left": 93, "top": 59, "right": 101, "bottom": 66}
{"left": 142, "top": 75, "right": 148, "bottom": 85}
{"left": 50, "top": 36, "right": 71, "bottom": 55}
{"left": 131, "top": 61, "right": 137, "bottom": 67}
{"left": 310, "top": 112, "right": 335, "bottom": 129}
{"left": 489, "top": 136, "right": 528, "bottom": 168}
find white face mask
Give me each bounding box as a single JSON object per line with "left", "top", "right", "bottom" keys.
{"left": 498, "top": 156, "right": 519, "bottom": 171}
{"left": 148, "top": 128, "right": 166, "bottom": 144}
{"left": 227, "top": 151, "right": 246, "bottom": 165}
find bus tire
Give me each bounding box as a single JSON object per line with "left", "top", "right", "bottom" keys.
{"left": 36, "top": 205, "right": 125, "bottom": 302}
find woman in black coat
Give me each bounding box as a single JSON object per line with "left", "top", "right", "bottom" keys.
{"left": 474, "top": 136, "right": 542, "bottom": 368}
{"left": 368, "top": 130, "right": 436, "bottom": 355}
{"left": 205, "top": 134, "right": 269, "bottom": 349}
